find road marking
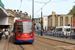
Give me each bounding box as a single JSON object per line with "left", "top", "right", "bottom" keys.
{"left": 32, "top": 45, "right": 41, "bottom": 50}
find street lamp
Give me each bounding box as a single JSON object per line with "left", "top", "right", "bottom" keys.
{"left": 41, "top": 8, "right": 43, "bottom": 36}
{"left": 32, "top": 0, "right": 34, "bottom": 21}
{"left": 40, "top": 0, "right": 51, "bottom": 36}
{"left": 33, "top": 0, "right": 51, "bottom": 36}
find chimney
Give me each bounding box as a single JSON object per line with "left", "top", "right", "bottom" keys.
{"left": 13, "top": 10, "right": 16, "bottom": 16}
{"left": 52, "top": 11, "right": 56, "bottom": 17}
{"left": 17, "top": 10, "right": 19, "bottom": 13}
{"left": 20, "top": 11, "right": 22, "bottom": 13}
{"left": 14, "top": 10, "right": 16, "bottom": 13}
{"left": 20, "top": 11, "right": 22, "bottom": 17}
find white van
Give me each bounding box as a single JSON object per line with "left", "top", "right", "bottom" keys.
{"left": 55, "top": 26, "right": 71, "bottom": 36}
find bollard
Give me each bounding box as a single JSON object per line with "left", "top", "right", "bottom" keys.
{"left": 59, "top": 32, "right": 60, "bottom": 38}
{"left": 49, "top": 31, "right": 50, "bottom": 36}
{"left": 63, "top": 32, "right": 64, "bottom": 38}
{"left": 53, "top": 32, "right": 54, "bottom": 36}
{"left": 55, "top": 32, "right": 56, "bottom": 37}
{"left": 70, "top": 32, "right": 71, "bottom": 40}
{"left": 54, "top": 32, "right": 55, "bottom": 37}
{"left": 51, "top": 32, "right": 52, "bottom": 36}
{"left": 66, "top": 32, "right": 67, "bottom": 39}
{"left": 60, "top": 32, "right": 62, "bottom": 38}
{"left": 53, "top": 32, "right": 55, "bottom": 37}
{"left": 38, "top": 31, "right": 39, "bottom": 36}
{"left": 61, "top": 32, "right": 63, "bottom": 38}
{"left": 57, "top": 32, "right": 58, "bottom": 37}
{"left": 52, "top": 32, "right": 53, "bottom": 36}
{"left": 56, "top": 32, "right": 57, "bottom": 37}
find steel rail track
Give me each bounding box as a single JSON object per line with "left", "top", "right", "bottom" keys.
{"left": 19, "top": 43, "right": 41, "bottom": 50}
{"left": 19, "top": 44, "right": 24, "bottom": 50}
{"left": 35, "top": 39, "right": 68, "bottom": 50}
{"left": 32, "top": 45, "right": 41, "bottom": 50}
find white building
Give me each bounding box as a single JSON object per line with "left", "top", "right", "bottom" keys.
{"left": 0, "top": 6, "right": 8, "bottom": 25}
{"left": 43, "top": 16, "right": 48, "bottom": 30}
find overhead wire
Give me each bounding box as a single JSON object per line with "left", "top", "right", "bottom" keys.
{"left": 34, "top": 0, "right": 51, "bottom": 15}
{"left": 34, "top": 0, "right": 69, "bottom": 15}
{"left": 28, "top": 0, "right": 48, "bottom": 4}
{"left": 19, "top": 0, "right": 22, "bottom": 10}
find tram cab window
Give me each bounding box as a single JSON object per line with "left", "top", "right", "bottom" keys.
{"left": 17, "top": 22, "right": 23, "bottom": 33}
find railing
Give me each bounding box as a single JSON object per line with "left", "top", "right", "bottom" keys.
{"left": 35, "top": 30, "right": 75, "bottom": 40}
{"left": 0, "top": 0, "right": 4, "bottom": 9}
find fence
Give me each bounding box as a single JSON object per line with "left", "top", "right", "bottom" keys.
{"left": 35, "top": 31, "right": 75, "bottom": 40}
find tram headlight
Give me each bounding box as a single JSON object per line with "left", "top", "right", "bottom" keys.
{"left": 31, "top": 34, "right": 33, "bottom": 36}
{"left": 17, "top": 34, "right": 21, "bottom": 36}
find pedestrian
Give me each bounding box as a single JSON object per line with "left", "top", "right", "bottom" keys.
{"left": 5, "top": 30, "right": 9, "bottom": 39}
{"left": 37, "top": 27, "right": 38, "bottom": 30}
{"left": 0, "top": 29, "right": 3, "bottom": 42}
{"left": 8, "top": 29, "right": 10, "bottom": 35}
{"left": 43, "top": 29, "right": 44, "bottom": 32}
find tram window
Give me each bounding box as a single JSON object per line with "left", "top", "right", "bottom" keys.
{"left": 17, "top": 22, "right": 22, "bottom": 25}
{"left": 17, "top": 25, "right": 23, "bottom": 33}
{"left": 17, "top": 22, "right": 23, "bottom": 33}
{"left": 23, "top": 22, "right": 33, "bottom": 33}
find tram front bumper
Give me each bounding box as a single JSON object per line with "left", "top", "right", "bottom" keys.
{"left": 14, "top": 39, "right": 34, "bottom": 43}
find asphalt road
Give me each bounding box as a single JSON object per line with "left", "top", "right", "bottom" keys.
{"left": 8, "top": 35, "right": 75, "bottom": 50}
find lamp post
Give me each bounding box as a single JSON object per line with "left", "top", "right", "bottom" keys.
{"left": 70, "top": 16, "right": 73, "bottom": 39}
{"left": 34, "top": 0, "right": 51, "bottom": 36}
{"left": 32, "top": 0, "right": 34, "bottom": 21}
{"left": 41, "top": 8, "right": 43, "bottom": 36}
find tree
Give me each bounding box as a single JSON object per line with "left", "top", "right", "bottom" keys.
{"left": 70, "top": 5, "right": 75, "bottom": 17}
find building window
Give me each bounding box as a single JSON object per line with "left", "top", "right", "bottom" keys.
{"left": 55, "top": 16, "right": 58, "bottom": 26}
{"left": 65, "top": 16, "right": 68, "bottom": 26}
{"left": 45, "top": 18, "right": 47, "bottom": 21}
{"left": 48, "top": 18, "right": 49, "bottom": 26}
{"left": 21, "top": 14, "right": 24, "bottom": 17}
{"left": 60, "top": 17, "right": 63, "bottom": 26}
{"left": 51, "top": 17, "right": 52, "bottom": 27}
{"left": 71, "top": 17, "right": 72, "bottom": 26}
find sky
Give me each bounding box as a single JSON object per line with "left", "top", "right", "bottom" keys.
{"left": 2, "top": 0, "right": 75, "bottom": 18}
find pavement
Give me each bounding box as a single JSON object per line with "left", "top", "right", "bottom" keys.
{"left": 35, "top": 33, "right": 75, "bottom": 45}
{"left": 0, "top": 35, "right": 10, "bottom": 50}
{"left": 0, "top": 37, "right": 6, "bottom": 50}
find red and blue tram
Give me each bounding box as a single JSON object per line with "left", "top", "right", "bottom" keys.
{"left": 13, "top": 19, "right": 34, "bottom": 43}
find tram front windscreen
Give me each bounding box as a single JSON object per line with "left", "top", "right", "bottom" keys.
{"left": 17, "top": 21, "right": 33, "bottom": 33}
